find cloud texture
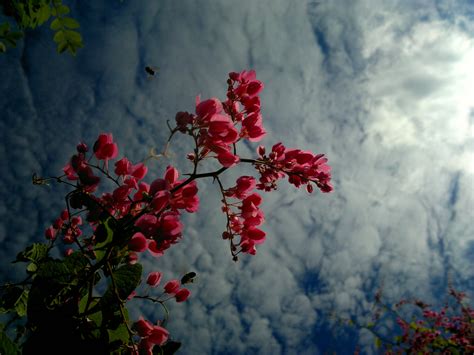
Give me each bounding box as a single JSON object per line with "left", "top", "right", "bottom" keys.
{"left": 1, "top": 0, "right": 473, "bottom": 353}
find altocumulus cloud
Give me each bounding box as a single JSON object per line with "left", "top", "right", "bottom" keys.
{"left": 0, "top": 0, "right": 473, "bottom": 354}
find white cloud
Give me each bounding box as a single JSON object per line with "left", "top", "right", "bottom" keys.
{"left": 1, "top": 0, "right": 473, "bottom": 353}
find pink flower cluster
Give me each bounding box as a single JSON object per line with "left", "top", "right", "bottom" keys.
{"left": 254, "top": 143, "right": 333, "bottom": 193}
{"left": 384, "top": 288, "right": 474, "bottom": 353}
{"left": 175, "top": 70, "right": 266, "bottom": 168}
{"left": 223, "top": 176, "right": 265, "bottom": 255}
{"left": 40, "top": 69, "right": 333, "bottom": 351}
{"left": 133, "top": 275, "right": 191, "bottom": 354}
{"left": 134, "top": 317, "right": 170, "bottom": 354}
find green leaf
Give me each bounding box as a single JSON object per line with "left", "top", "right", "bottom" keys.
{"left": 112, "top": 263, "right": 142, "bottom": 301}
{"left": 0, "top": 331, "right": 20, "bottom": 355}
{"left": 26, "top": 263, "right": 37, "bottom": 273}
{"left": 0, "top": 23, "right": 10, "bottom": 35}
{"left": 0, "top": 41, "right": 6, "bottom": 53}
{"left": 61, "top": 17, "right": 80, "bottom": 29}
{"left": 14, "top": 290, "right": 28, "bottom": 317}
{"left": 37, "top": 5, "right": 51, "bottom": 25}
{"left": 94, "top": 218, "right": 115, "bottom": 262}
{"left": 57, "top": 41, "right": 68, "bottom": 53}
{"left": 53, "top": 30, "right": 65, "bottom": 43}
{"left": 64, "top": 30, "right": 82, "bottom": 44}
{"left": 14, "top": 243, "right": 49, "bottom": 264}
{"left": 56, "top": 5, "right": 70, "bottom": 15}
{"left": 107, "top": 323, "right": 129, "bottom": 346}
{"left": 50, "top": 18, "right": 61, "bottom": 31}
{"left": 101, "top": 263, "right": 142, "bottom": 311}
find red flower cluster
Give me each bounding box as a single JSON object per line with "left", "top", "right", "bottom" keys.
{"left": 175, "top": 70, "right": 266, "bottom": 168}
{"left": 39, "top": 69, "right": 332, "bottom": 350}
{"left": 254, "top": 143, "right": 333, "bottom": 193}
{"left": 223, "top": 176, "right": 265, "bottom": 255}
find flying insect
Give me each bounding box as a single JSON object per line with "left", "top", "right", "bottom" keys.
{"left": 145, "top": 66, "right": 159, "bottom": 77}
{"left": 180, "top": 271, "right": 197, "bottom": 285}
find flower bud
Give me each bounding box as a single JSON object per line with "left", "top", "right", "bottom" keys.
{"left": 175, "top": 288, "right": 191, "bottom": 302}
{"left": 146, "top": 272, "right": 163, "bottom": 287}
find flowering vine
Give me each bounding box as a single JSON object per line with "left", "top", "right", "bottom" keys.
{"left": 0, "top": 70, "right": 332, "bottom": 354}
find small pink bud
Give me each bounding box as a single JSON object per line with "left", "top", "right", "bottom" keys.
{"left": 60, "top": 210, "right": 69, "bottom": 220}
{"left": 134, "top": 317, "right": 154, "bottom": 337}
{"left": 163, "top": 280, "right": 180, "bottom": 294}
{"left": 64, "top": 248, "right": 74, "bottom": 256}
{"left": 45, "top": 226, "right": 57, "bottom": 240}
{"left": 175, "top": 288, "right": 191, "bottom": 302}
{"left": 146, "top": 272, "right": 163, "bottom": 287}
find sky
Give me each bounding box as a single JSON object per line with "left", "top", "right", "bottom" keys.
{"left": 1, "top": 0, "right": 473, "bottom": 353}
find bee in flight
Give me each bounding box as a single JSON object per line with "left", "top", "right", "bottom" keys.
{"left": 180, "top": 271, "right": 197, "bottom": 285}
{"left": 145, "top": 66, "right": 159, "bottom": 77}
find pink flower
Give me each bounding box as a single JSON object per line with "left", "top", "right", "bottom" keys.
{"left": 196, "top": 97, "right": 223, "bottom": 123}
{"left": 45, "top": 226, "right": 57, "bottom": 240}
{"left": 135, "top": 317, "right": 154, "bottom": 337}
{"left": 129, "top": 232, "right": 148, "bottom": 252}
{"left": 146, "top": 272, "right": 163, "bottom": 287}
{"left": 164, "top": 280, "right": 180, "bottom": 294}
{"left": 164, "top": 165, "right": 179, "bottom": 185}
{"left": 60, "top": 210, "right": 69, "bottom": 220}
{"left": 93, "top": 133, "right": 118, "bottom": 161}
{"left": 148, "top": 325, "right": 169, "bottom": 346}
{"left": 114, "top": 157, "right": 131, "bottom": 176}
{"left": 175, "top": 288, "right": 191, "bottom": 302}
{"left": 217, "top": 151, "right": 240, "bottom": 167}
{"left": 131, "top": 163, "right": 148, "bottom": 180}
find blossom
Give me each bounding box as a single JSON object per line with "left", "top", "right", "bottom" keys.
{"left": 129, "top": 232, "right": 148, "bottom": 252}
{"left": 93, "top": 133, "right": 118, "bottom": 161}
{"left": 164, "top": 280, "right": 180, "bottom": 294}
{"left": 175, "top": 288, "right": 191, "bottom": 302}
{"left": 146, "top": 272, "right": 163, "bottom": 287}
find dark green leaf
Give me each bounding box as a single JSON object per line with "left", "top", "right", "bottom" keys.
{"left": 0, "top": 23, "right": 10, "bottom": 35}
{"left": 37, "top": 5, "right": 51, "bottom": 25}
{"left": 107, "top": 323, "right": 129, "bottom": 346}
{"left": 101, "top": 264, "right": 142, "bottom": 312}
{"left": 14, "top": 290, "right": 28, "bottom": 317}
{"left": 14, "top": 243, "right": 49, "bottom": 264}
{"left": 56, "top": 5, "right": 70, "bottom": 15}
{"left": 94, "top": 218, "right": 114, "bottom": 262}
{"left": 61, "top": 17, "right": 80, "bottom": 29}
{"left": 57, "top": 41, "right": 68, "bottom": 53}
{"left": 50, "top": 18, "right": 61, "bottom": 31}
{"left": 64, "top": 30, "right": 82, "bottom": 44}
{"left": 0, "top": 331, "right": 20, "bottom": 355}
{"left": 0, "top": 42, "right": 5, "bottom": 53}
{"left": 53, "top": 29, "right": 65, "bottom": 43}
{"left": 154, "top": 341, "right": 182, "bottom": 355}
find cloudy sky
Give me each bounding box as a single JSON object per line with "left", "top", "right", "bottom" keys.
{"left": 1, "top": 0, "right": 473, "bottom": 353}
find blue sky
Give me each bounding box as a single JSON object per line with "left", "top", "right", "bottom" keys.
{"left": 1, "top": 0, "right": 473, "bottom": 353}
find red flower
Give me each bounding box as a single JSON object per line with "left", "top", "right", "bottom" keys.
{"left": 146, "top": 272, "right": 163, "bottom": 287}
{"left": 175, "top": 288, "right": 191, "bottom": 302}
